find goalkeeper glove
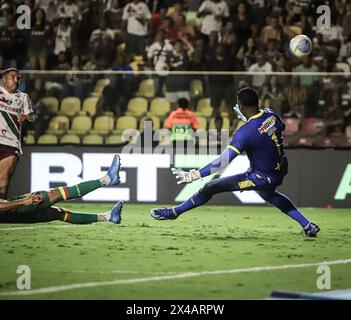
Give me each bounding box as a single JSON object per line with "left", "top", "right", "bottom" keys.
{"left": 171, "top": 168, "right": 201, "bottom": 184}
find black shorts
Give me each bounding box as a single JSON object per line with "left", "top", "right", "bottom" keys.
{"left": 0, "top": 144, "right": 20, "bottom": 161}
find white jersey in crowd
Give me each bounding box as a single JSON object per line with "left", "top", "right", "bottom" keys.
{"left": 199, "top": 0, "right": 229, "bottom": 35}
{"left": 122, "top": 1, "right": 151, "bottom": 36}
{"left": 0, "top": 86, "right": 33, "bottom": 153}
{"left": 146, "top": 40, "right": 174, "bottom": 75}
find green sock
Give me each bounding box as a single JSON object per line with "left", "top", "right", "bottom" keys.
{"left": 61, "top": 209, "right": 99, "bottom": 224}
{"left": 56, "top": 180, "right": 102, "bottom": 201}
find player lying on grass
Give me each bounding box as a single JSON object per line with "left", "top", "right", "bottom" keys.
{"left": 0, "top": 154, "right": 123, "bottom": 224}
{"left": 151, "top": 87, "right": 320, "bottom": 238}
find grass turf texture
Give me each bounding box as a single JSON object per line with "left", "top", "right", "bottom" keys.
{"left": 0, "top": 204, "right": 350, "bottom": 300}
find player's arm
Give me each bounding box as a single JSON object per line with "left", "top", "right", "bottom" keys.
{"left": 18, "top": 113, "right": 35, "bottom": 123}
{"left": 172, "top": 129, "right": 245, "bottom": 184}
{"left": 197, "top": 2, "right": 211, "bottom": 17}
{"left": 19, "top": 94, "right": 36, "bottom": 123}
{"left": 0, "top": 194, "right": 43, "bottom": 212}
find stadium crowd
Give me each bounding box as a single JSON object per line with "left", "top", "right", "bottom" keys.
{"left": 1, "top": 0, "right": 351, "bottom": 147}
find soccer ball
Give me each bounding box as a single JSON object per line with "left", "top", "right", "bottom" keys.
{"left": 289, "top": 35, "right": 312, "bottom": 58}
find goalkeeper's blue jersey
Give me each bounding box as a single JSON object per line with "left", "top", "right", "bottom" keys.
{"left": 229, "top": 108, "right": 287, "bottom": 181}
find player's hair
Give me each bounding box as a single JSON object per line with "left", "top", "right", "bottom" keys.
{"left": 178, "top": 97, "right": 189, "bottom": 109}
{"left": 237, "top": 87, "right": 259, "bottom": 108}
{"left": 2, "top": 68, "right": 20, "bottom": 78}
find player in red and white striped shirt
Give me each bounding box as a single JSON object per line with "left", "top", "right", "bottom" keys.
{"left": 0, "top": 68, "right": 35, "bottom": 199}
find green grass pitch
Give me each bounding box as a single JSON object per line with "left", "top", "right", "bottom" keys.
{"left": 0, "top": 204, "right": 350, "bottom": 300}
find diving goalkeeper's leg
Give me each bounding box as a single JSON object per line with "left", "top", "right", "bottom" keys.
{"left": 151, "top": 174, "right": 247, "bottom": 220}
{"left": 258, "top": 189, "right": 320, "bottom": 237}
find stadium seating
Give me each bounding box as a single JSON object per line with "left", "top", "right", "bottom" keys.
{"left": 59, "top": 97, "right": 81, "bottom": 116}
{"left": 196, "top": 98, "right": 213, "bottom": 117}
{"left": 136, "top": 78, "right": 156, "bottom": 98}
{"left": 24, "top": 134, "right": 35, "bottom": 145}
{"left": 82, "top": 97, "right": 99, "bottom": 116}
{"left": 315, "top": 136, "right": 337, "bottom": 148}
{"left": 148, "top": 97, "right": 171, "bottom": 118}
{"left": 47, "top": 115, "right": 70, "bottom": 134}
{"left": 190, "top": 79, "right": 204, "bottom": 98}
{"left": 60, "top": 134, "right": 81, "bottom": 144}
{"left": 37, "top": 134, "right": 58, "bottom": 144}
{"left": 69, "top": 115, "right": 93, "bottom": 135}
{"left": 284, "top": 118, "right": 300, "bottom": 136}
{"left": 139, "top": 116, "right": 161, "bottom": 131}
{"left": 219, "top": 100, "right": 229, "bottom": 117}
{"left": 91, "top": 115, "right": 115, "bottom": 135}
{"left": 297, "top": 136, "right": 314, "bottom": 146}
{"left": 82, "top": 134, "right": 104, "bottom": 145}
{"left": 196, "top": 116, "right": 207, "bottom": 130}
{"left": 105, "top": 134, "right": 128, "bottom": 145}
{"left": 90, "top": 78, "right": 110, "bottom": 97}
{"left": 39, "top": 96, "right": 59, "bottom": 114}
{"left": 209, "top": 117, "right": 230, "bottom": 130}
{"left": 300, "top": 118, "right": 324, "bottom": 136}
{"left": 125, "top": 97, "right": 148, "bottom": 117}
{"left": 115, "top": 115, "right": 138, "bottom": 133}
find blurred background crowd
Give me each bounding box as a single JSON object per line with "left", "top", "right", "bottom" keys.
{"left": 1, "top": 0, "right": 351, "bottom": 147}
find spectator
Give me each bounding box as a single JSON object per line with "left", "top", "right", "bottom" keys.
{"left": 53, "top": 17, "right": 72, "bottom": 58}
{"left": 283, "top": 75, "right": 307, "bottom": 118}
{"left": 220, "top": 21, "right": 239, "bottom": 58}
{"left": 104, "top": 0, "right": 124, "bottom": 31}
{"left": 97, "top": 75, "right": 127, "bottom": 116}
{"left": 57, "top": 0, "right": 80, "bottom": 25}
{"left": 146, "top": 29, "right": 174, "bottom": 95}
{"left": 89, "top": 18, "right": 115, "bottom": 50}
{"left": 164, "top": 97, "right": 199, "bottom": 141}
{"left": 236, "top": 37, "right": 257, "bottom": 70}
{"left": 204, "top": 30, "right": 220, "bottom": 62}
{"left": 206, "top": 43, "right": 235, "bottom": 121}
{"left": 122, "top": 0, "right": 152, "bottom": 59}
{"left": 178, "top": 14, "right": 197, "bottom": 40}
{"left": 28, "top": 8, "right": 51, "bottom": 70}
{"left": 259, "top": 15, "right": 285, "bottom": 49}
{"left": 92, "top": 34, "right": 116, "bottom": 69}
{"left": 233, "top": 1, "right": 252, "bottom": 48}
{"left": 160, "top": 16, "right": 179, "bottom": 40}
{"left": 62, "top": 55, "right": 90, "bottom": 101}
{"left": 197, "top": 0, "right": 229, "bottom": 40}
{"left": 207, "top": 116, "right": 229, "bottom": 154}
{"left": 0, "top": 13, "right": 23, "bottom": 68}
{"left": 342, "top": 2, "right": 351, "bottom": 41}
{"left": 248, "top": 52, "right": 273, "bottom": 88}
{"left": 261, "top": 76, "right": 285, "bottom": 116}
{"left": 293, "top": 56, "right": 319, "bottom": 87}
{"left": 165, "top": 36, "right": 194, "bottom": 104}
{"left": 167, "top": 1, "right": 184, "bottom": 28}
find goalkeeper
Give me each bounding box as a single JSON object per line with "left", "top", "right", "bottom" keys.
{"left": 0, "top": 154, "right": 123, "bottom": 224}
{"left": 151, "top": 87, "right": 320, "bottom": 237}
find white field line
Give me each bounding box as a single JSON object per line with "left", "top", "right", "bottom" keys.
{"left": 0, "top": 225, "right": 292, "bottom": 232}
{"left": 67, "top": 270, "right": 178, "bottom": 275}
{"left": 1, "top": 258, "right": 351, "bottom": 297}
{"left": 0, "top": 225, "right": 94, "bottom": 231}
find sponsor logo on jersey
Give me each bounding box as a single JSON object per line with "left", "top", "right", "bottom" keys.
{"left": 258, "top": 116, "right": 276, "bottom": 134}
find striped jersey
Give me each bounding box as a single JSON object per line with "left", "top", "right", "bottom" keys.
{"left": 0, "top": 86, "right": 33, "bottom": 152}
